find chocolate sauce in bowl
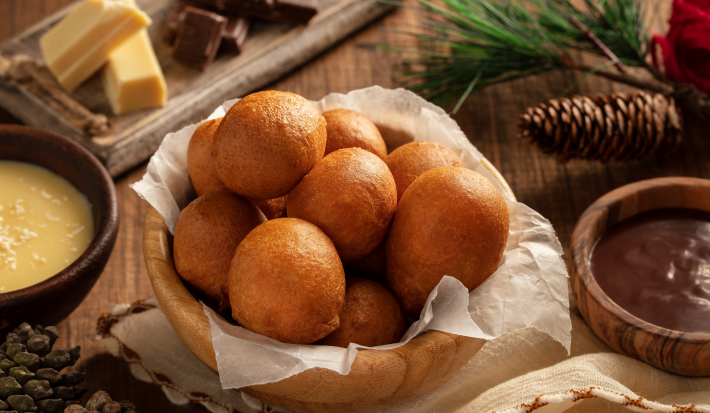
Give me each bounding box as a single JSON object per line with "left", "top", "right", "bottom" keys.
{"left": 590, "top": 208, "right": 710, "bottom": 333}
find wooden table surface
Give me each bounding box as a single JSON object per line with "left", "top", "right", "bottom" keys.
{"left": 1, "top": 1, "right": 706, "bottom": 412}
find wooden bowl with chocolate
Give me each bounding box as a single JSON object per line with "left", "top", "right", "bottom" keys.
{"left": 571, "top": 177, "right": 710, "bottom": 376}
{"left": 143, "top": 90, "right": 520, "bottom": 412}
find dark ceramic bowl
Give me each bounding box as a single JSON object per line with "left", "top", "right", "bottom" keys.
{"left": 0, "top": 125, "right": 119, "bottom": 334}
{"left": 571, "top": 177, "right": 710, "bottom": 376}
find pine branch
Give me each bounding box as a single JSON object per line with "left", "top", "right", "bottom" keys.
{"left": 390, "top": 0, "right": 710, "bottom": 122}
{"left": 575, "top": 64, "right": 672, "bottom": 94}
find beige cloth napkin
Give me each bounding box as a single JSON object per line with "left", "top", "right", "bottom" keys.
{"left": 98, "top": 300, "right": 710, "bottom": 413}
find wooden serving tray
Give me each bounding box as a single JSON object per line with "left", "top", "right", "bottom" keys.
{"left": 0, "top": 0, "right": 393, "bottom": 177}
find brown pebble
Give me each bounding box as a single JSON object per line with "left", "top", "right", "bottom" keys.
{"left": 63, "top": 404, "right": 87, "bottom": 413}
{"left": 102, "top": 401, "right": 121, "bottom": 413}
{"left": 85, "top": 390, "right": 112, "bottom": 411}
{"left": 118, "top": 400, "right": 136, "bottom": 412}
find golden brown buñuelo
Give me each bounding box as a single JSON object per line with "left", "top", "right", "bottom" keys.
{"left": 287, "top": 147, "right": 397, "bottom": 261}
{"left": 343, "top": 239, "right": 387, "bottom": 282}
{"left": 212, "top": 91, "right": 327, "bottom": 199}
{"left": 247, "top": 195, "right": 288, "bottom": 220}
{"left": 385, "top": 141, "right": 465, "bottom": 202}
{"left": 323, "top": 109, "right": 388, "bottom": 160}
{"left": 317, "top": 276, "right": 408, "bottom": 348}
{"left": 187, "top": 117, "right": 229, "bottom": 197}
{"left": 386, "top": 166, "right": 509, "bottom": 316}
{"left": 174, "top": 192, "right": 266, "bottom": 312}
{"left": 229, "top": 218, "right": 346, "bottom": 344}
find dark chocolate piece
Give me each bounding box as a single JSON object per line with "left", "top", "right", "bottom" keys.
{"left": 269, "top": 0, "right": 319, "bottom": 24}
{"left": 164, "top": 1, "right": 188, "bottom": 46}
{"left": 185, "top": 0, "right": 319, "bottom": 24}
{"left": 172, "top": 7, "right": 228, "bottom": 70}
{"left": 220, "top": 17, "right": 250, "bottom": 54}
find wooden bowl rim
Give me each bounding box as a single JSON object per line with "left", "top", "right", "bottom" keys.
{"left": 0, "top": 124, "right": 119, "bottom": 305}
{"left": 572, "top": 176, "right": 710, "bottom": 342}
{"left": 143, "top": 157, "right": 515, "bottom": 375}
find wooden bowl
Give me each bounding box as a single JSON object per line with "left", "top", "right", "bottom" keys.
{"left": 144, "top": 157, "right": 514, "bottom": 413}
{"left": 0, "top": 125, "right": 119, "bottom": 335}
{"left": 571, "top": 177, "right": 710, "bottom": 376}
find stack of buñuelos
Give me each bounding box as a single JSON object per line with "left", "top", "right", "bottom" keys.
{"left": 174, "top": 90, "right": 510, "bottom": 347}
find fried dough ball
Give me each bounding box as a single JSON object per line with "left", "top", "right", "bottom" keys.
{"left": 174, "top": 192, "right": 266, "bottom": 312}
{"left": 386, "top": 167, "right": 509, "bottom": 316}
{"left": 213, "top": 91, "right": 327, "bottom": 199}
{"left": 318, "top": 277, "right": 408, "bottom": 348}
{"left": 247, "top": 195, "right": 288, "bottom": 220}
{"left": 323, "top": 109, "right": 387, "bottom": 160}
{"left": 187, "top": 117, "right": 229, "bottom": 197}
{"left": 385, "top": 141, "right": 464, "bottom": 201}
{"left": 287, "top": 148, "right": 397, "bottom": 261}
{"left": 229, "top": 218, "right": 346, "bottom": 344}
{"left": 343, "top": 240, "right": 386, "bottom": 282}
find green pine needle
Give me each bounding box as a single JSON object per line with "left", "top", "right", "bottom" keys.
{"left": 390, "top": 0, "right": 649, "bottom": 107}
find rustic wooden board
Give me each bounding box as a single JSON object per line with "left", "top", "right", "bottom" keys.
{"left": 0, "top": 0, "right": 393, "bottom": 177}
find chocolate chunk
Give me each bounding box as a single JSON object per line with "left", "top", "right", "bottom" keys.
{"left": 164, "top": 1, "right": 188, "bottom": 45}
{"left": 185, "top": 0, "right": 318, "bottom": 23}
{"left": 270, "top": 0, "right": 319, "bottom": 23}
{"left": 220, "top": 17, "right": 250, "bottom": 54}
{"left": 172, "top": 7, "right": 227, "bottom": 69}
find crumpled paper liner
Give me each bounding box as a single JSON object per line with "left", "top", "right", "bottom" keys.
{"left": 131, "top": 86, "right": 572, "bottom": 390}
{"left": 99, "top": 301, "right": 710, "bottom": 413}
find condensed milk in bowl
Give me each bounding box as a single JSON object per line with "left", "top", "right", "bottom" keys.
{"left": 0, "top": 125, "right": 118, "bottom": 333}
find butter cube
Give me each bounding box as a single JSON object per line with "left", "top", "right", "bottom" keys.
{"left": 102, "top": 29, "right": 167, "bottom": 114}
{"left": 40, "top": 0, "right": 151, "bottom": 92}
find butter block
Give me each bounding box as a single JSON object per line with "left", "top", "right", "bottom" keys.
{"left": 40, "top": 0, "right": 151, "bottom": 92}
{"left": 102, "top": 29, "right": 167, "bottom": 114}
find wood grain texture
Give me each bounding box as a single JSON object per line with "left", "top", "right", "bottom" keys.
{"left": 570, "top": 177, "right": 710, "bottom": 376}
{"left": 142, "top": 157, "right": 511, "bottom": 413}
{"left": 0, "top": 0, "right": 393, "bottom": 177}
{"left": 1, "top": 0, "right": 708, "bottom": 411}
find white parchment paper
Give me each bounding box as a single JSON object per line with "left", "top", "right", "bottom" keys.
{"left": 131, "top": 86, "right": 571, "bottom": 390}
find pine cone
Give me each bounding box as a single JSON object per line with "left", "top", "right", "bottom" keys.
{"left": 63, "top": 390, "right": 137, "bottom": 413}
{"left": 0, "top": 322, "right": 85, "bottom": 413}
{"left": 518, "top": 91, "right": 682, "bottom": 162}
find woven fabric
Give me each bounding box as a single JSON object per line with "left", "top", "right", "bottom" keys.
{"left": 98, "top": 300, "right": 710, "bottom": 413}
